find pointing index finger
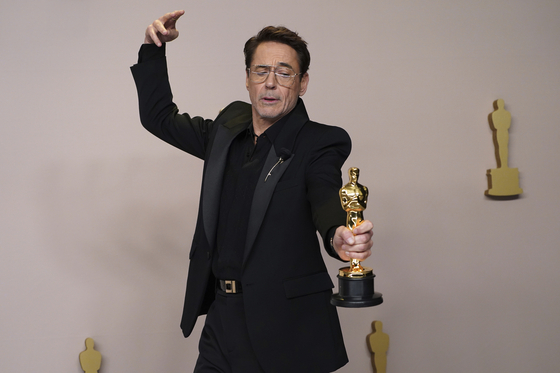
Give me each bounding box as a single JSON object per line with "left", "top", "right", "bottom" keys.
{"left": 163, "top": 9, "right": 185, "bottom": 25}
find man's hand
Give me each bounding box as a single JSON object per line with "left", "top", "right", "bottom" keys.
{"left": 333, "top": 220, "right": 373, "bottom": 262}
{"left": 144, "top": 10, "right": 185, "bottom": 47}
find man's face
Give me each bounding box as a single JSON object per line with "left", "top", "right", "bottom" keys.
{"left": 246, "top": 41, "right": 309, "bottom": 129}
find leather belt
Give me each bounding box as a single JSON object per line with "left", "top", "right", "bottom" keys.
{"left": 219, "top": 279, "right": 242, "bottom": 294}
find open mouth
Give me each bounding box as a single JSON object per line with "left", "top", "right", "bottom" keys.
{"left": 262, "top": 96, "right": 279, "bottom": 103}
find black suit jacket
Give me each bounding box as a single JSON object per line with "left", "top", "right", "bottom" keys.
{"left": 131, "top": 46, "right": 351, "bottom": 372}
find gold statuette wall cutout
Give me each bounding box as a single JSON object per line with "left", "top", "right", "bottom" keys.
{"left": 331, "top": 167, "right": 383, "bottom": 308}
{"left": 485, "top": 99, "right": 523, "bottom": 197}
{"left": 79, "top": 338, "right": 102, "bottom": 373}
{"left": 367, "top": 320, "right": 390, "bottom": 373}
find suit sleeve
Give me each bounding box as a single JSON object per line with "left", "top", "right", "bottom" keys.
{"left": 130, "top": 44, "right": 214, "bottom": 159}
{"left": 305, "top": 125, "right": 352, "bottom": 261}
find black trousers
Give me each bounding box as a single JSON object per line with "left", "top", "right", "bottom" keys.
{"left": 194, "top": 290, "right": 265, "bottom": 373}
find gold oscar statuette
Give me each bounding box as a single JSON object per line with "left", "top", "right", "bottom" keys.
{"left": 331, "top": 167, "right": 383, "bottom": 308}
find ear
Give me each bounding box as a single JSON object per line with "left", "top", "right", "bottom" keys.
{"left": 246, "top": 72, "right": 250, "bottom": 91}
{"left": 298, "top": 72, "right": 309, "bottom": 96}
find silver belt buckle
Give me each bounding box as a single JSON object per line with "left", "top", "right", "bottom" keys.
{"left": 224, "top": 280, "right": 236, "bottom": 294}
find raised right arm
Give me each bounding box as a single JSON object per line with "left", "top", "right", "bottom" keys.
{"left": 131, "top": 11, "right": 213, "bottom": 159}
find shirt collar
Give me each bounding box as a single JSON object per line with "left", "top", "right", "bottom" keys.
{"left": 248, "top": 110, "right": 290, "bottom": 147}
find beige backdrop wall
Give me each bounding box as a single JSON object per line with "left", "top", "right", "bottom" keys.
{"left": 1, "top": 0, "right": 560, "bottom": 372}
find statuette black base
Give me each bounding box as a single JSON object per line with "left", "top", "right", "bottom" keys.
{"left": 331, "top": 272, "right": 383, "bottom": 308}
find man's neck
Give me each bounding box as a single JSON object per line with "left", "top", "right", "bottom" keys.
{"left": 251, "top": 98, "right": 300, "bottom": 136}
{"left": 252, "top": 117, "right": 277, "bottom": 137}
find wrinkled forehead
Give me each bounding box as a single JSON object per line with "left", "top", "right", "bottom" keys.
{"left": 251, "top": 42, "right": 300, "bottom": 72}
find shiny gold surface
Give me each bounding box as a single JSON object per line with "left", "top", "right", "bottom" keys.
{"left": 339, "top": 266, "right": 373, "bottom": 277}
{"left": 339, "top": 167, "right": 370, "bottom": 276}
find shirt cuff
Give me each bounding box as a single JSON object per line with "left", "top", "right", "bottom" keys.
{"left": 326, "top": 226, "right": 340, "bottom": 259}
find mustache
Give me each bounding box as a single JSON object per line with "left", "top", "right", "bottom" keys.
{"left": 259, "top": 92, "right": 281, "bottom": 100}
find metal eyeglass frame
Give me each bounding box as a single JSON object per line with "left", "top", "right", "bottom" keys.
{"left": 247, "top": 64, "right": 302, "bottom": 88}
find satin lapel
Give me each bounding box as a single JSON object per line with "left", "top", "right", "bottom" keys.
{"left": 202, "top": 124, "right": 246, "bottom": 250}
{"left": 243, "top": 145, "right": 293, "bottom": 265}
{"left": 242, "top": 99, "right": 310, "bottom": 265}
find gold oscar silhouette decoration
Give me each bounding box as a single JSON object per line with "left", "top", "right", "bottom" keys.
{"left": 367, "top": 320, "right": 389, "bottom": 373}
{"left": 331, "top": 167, "right": 383, "bottom": 307}
{"left": 79, "top": 338, "right": 102, "bottom": 373}
{"left": 485, "top": 99, "right": 523, "bottom": 197}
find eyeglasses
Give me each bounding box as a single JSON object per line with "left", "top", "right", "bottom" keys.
{"left": 247, "top": 64, "right": 302, "bottom": 88}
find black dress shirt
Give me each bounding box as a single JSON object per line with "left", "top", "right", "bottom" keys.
{"left": 213, "top": 119, "right": 286, "bottom": 280}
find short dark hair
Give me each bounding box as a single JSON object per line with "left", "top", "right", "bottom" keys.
{"left": 244, "top": 26, "right": 310, "bottom": 76}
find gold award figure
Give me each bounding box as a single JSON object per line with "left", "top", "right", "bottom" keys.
{"left": 331, "top": 167, "right": 383, "bottom": 308}
{"left": 485, "top": 99, "right": 523, "bottom": 197}
{"left": 367, "top": 320, "right": 389, "bottom": 373}
{"left": 339, "top": 167, "right": 372, "bottom": 276}
{"left": 79, "top": 338, "right": 102, "bottom": 373}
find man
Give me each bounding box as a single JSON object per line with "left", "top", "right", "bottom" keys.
{"left": 131, "top": 10, "right": 374, "bottom": 372}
